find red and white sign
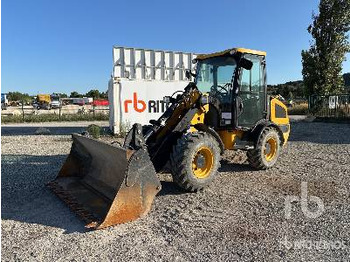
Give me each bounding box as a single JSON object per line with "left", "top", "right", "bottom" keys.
{"left": 109, "top": 79, "right": 189, "bottom": 134}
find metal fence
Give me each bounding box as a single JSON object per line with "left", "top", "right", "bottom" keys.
{"left": 309, "top": 94, "right": 350, "bottom": 118}
{"left": 1, "top": 102, "right": 109, "bottom": 122}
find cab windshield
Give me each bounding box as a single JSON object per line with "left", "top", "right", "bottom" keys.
{"left": 195, "top": 56, "right": 237, "bottom": 102}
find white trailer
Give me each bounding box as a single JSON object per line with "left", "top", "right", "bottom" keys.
{"left": 108, "top": 46, "right": 197, "bottom": 134}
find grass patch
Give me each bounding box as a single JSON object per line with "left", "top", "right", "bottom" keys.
{"left": 288, "top": 103, "right": 309, "bottom": 115}
{"left": 1, "top": 113, "right": 109, "bottom": 123}
{"left": 87, "top": 124, "right": 102, "bottom": 138}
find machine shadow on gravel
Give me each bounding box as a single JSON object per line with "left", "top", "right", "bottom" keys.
{"left": 219, "top": 160, "right": 256, "bottom": 173}
{"left": 1, "top": 154, "right": 87, "bottom": 233}
{"left": 158, "top": 181, "right": 189, "bottom": 196}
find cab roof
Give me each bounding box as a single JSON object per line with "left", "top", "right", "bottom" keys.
{"left": 195, "top": 48, "right": 266, "bottom": 60}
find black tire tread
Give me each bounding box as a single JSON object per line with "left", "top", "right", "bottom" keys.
{"left": 170, "top": 132, "right": 221, "bottom": 192}
{"left": 247, "top": 127, "right": 280, "bottom": 170}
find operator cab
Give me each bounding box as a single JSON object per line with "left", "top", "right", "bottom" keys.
{"left": 194, "top": 48, "right": 267, "bottom": 129}
{"left": 195, "top": 55, "right": 236, "bottom": 105}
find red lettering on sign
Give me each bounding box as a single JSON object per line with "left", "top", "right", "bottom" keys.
{"left": 124, "top": 92, "right": 146, "bottom": 113}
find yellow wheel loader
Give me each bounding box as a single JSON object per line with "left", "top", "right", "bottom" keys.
{"left": 48, "top": 48, "right": 290, "bottom": 229}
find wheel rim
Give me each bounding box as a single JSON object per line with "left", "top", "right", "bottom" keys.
{"left": 264, "top": 137, "right": 277, "bottom": 162}
{"left": 192, "top": 146, "right": 214, "bottom": 179}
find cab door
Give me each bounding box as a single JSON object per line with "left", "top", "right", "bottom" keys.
{"left": 236, "top": 55, "right": 266, "bottom": 128}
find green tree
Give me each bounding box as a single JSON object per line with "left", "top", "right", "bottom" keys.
{"left": 86, "top": 89, "right": 100, "bottom": 99}
{"left": 70, "top": 91, "right": 83, "bottom": 98}
{"left": 268, "top": 80, "right": 307, "bottom": 99}
{"left": 7, "top": 92, "right": 23, "bottom": 101}
{"left": 7, "top": 91, "right": 32, "bottom": 103}
{"left": 57, "top": 93, "right": 68, "bottom": 98}
{"left": 100, "top": 91, "right": 108, "bottom": 99}
{"left": 301, "top": 0, "right": 350, "bottom": 96}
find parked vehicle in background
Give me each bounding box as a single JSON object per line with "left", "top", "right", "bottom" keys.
{"left": 1, "top": 93, "right": 8, "bottom": 110}
{"left": 61, "top": 98, "right": 74, "bottom": 106}
{"left": 34, "top": 94, "right": 51, "bottom": 110}
{"left": 84, "top": 97, "right": 93, "bottom": 105}
{"left": 72, "top": 98, "right": 85, "bottom": 106}
{"left": 50, "top": 94, "right": 61, "bottom": 109}
{"left": 33, "top": 93, "right": 61, "bottom": 109}
{"left": 70, "top": 97, "right": 93, "bottom": 106}
{"left": 93, "top": 99, "right": 109, "bottom": 106}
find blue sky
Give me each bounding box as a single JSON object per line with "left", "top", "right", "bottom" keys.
{"left": 2, "top": 0, "right": 350, "bottom": 95}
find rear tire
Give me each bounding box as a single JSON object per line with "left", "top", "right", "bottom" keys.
{"left": 247, "top": 127, "right": 281, "bottom": 170}
{"left": 170, "top": 132, "right": 221, "bottom": 192}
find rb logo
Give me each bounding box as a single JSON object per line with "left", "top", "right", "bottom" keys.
{"left": 285, "top": 181, "right": 325, "bottom": 219}
{"left": 124, "top": 92, "right": 146, "bottom": 113}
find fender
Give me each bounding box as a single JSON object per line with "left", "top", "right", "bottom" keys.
{"left": 194, "top": 123, "right": 225, "bottom": 155}
{"left": 249, "top": 121, "right": 285, "bottom": 147}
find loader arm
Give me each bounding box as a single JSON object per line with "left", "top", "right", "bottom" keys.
{"left": 141, "top": 83, "right": 202, "bottom": 171}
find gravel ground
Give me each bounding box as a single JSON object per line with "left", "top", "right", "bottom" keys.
{"left": 1, "top": 122, "right": 350, "bottom": 261}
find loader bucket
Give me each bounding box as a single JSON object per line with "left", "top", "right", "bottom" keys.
{"left": 47, "top": 134, "right": 161, "bottom": 229}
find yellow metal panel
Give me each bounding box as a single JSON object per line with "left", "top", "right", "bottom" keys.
{"left": 217, "top": 130, "right": 244, "bottom": 150}
{"left": 270, "top": 98, "right": 290, "bottom": 145}
{"left": 234, "top": 48, "right": 267, "bottom": 56}
{"left": 195, "top": 48, "right": 266, "bottom": 61}
{"left": 195, "top": 49, "right": 232, "bottom": 60}
{"left": 190, "top": 103, "right": 209, "bottom": 132}
{"left": 282, "top": 130, "right": 290, "bottom": 146}
{"left": 270, "top": 98, "right": 289, "bottom": 125}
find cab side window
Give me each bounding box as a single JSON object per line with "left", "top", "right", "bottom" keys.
{"left": 240, "top": 58, "right": 263, "bottom": 93}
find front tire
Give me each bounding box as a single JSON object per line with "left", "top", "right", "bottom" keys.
{"left": 247, "top": 127, "right": 281, "bottom": 169}
{"left": 170, "top": 132, "right": 221, "bottom": 192}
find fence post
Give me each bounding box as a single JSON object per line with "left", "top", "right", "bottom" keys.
{"left": 22, "top": 100, "right": 25, "bottom": 122}
{"left": 93, "top": 104, "right": 96, "bottom": 120}
{"left": 59, "top": 98, "right": 61, "bottom": 120}
{"left": 335, "top": 95, "right": 338, "bottom": 117}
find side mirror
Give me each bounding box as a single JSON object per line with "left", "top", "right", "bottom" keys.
{"left": 240, "top": 58, "right": 253, "bottom": 70}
